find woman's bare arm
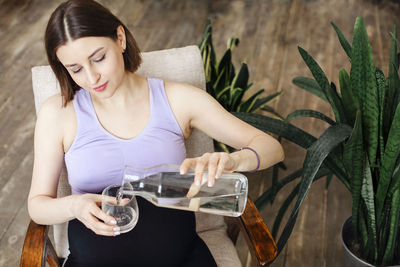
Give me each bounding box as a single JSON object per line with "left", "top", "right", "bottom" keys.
{"left": 27, "top": 95, "right": 117, "bottom": 236}
{"left": 167, "top": 82, "right": 284, "bottom": 184}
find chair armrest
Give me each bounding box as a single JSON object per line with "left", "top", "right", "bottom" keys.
{"left": 20, "top": 220, "right": 60, "bottom": 267}
{"left": 238, "top": 197, "right": 277, "bottom": 266}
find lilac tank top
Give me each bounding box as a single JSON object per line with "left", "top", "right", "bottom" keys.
{"left": 64, "top": 77, "right": 186, "bottom": 194}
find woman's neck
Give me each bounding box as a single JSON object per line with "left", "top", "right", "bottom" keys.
{"left": 91, "top": 72, "right": 145, "bottom": 110}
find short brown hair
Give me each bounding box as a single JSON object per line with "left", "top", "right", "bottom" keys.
{"left": 45, "top": 0, "right": 142, "bottom": 106}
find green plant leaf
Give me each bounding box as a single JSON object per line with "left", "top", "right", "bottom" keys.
{"left": 325, "top": 173, "right": 333, "bottom": 189}
{"left": 387, "top": 62, "right": 400, "bottom": 128}
{"left": 388, "top": 22, "right": 399, "bottom": 111}
{"left": 246, "top": 82, "right": 254, "bottom": 91}
{"left": 330, "top": 82, "right": 348, "bottom": 124}
{"left": 390, "top": 21, "right": 399, "bottom": 72}
{"left": 227, "top": 37, "right": 239, "bottom": 50}
{"left": 231, "top": 63, "right": 249, "bottom": 90}
{"left": 272, "top": 182, "right": 300, "bottom": 239}
{"left": 292, "top": 77, "right": 328, "bottom": 102}
{"left": 389, "top": 31, "right": 400, "bottom": 52}
{"left": 200, "top": 19, "right": 283, "bottom": 121}
{"left": 261, "top": 105, "right": 285, "bottom": 120}
{"left": 385, "top": 22, "right": 400, "bottom": 145}
{"left": 232, "top": 112, "right": 316, "bottom": 148}
{"left": 216, "top": 85, "right": 230, "bottom": 99}
{"left": 202, "top": 43, "right": 217, "bottom": 82}
{"left": 205, "top": 80, "right": 216, "bottom": 98}
{"left": 200, "top": 19, "right": 211, "bottom": 44}
{"left": 375, "top": 68, "right": 386, "bottom": 164}
{"left": 394, "top": 89, "right": 400, "bottom": 117}
{"left": 276, "top": 124, "right": 352, "bottom": 253}
{"left": 238, "top": 89, "right": 265, "bottom": 113}
{"left": 257, "top": 90, "right": 282, "bottom": 104}
{"left": 361, "top": 158, "right": 378, "bottom": 262}
{"left": 339, "top": 68, "right": 359, "bottom": 126}
{"left": 199, "top": 20, "right": 217, "bottom": 82}
{"left": 331, "top": 21, "right": 352, "bottom": 60}
{"left": 377, "top": 196, "right": 392, "bottom": 261}
{"left": 350, "top": 17, "right": 379, "bottom": 165}
{"left": 232, "top": 112, "right": 350, "bottom": 189}
{"left": 297, "top": 47, "right": 329, "bottom": 96}
{"left": 256, "top": 167, "right": 330, "bottom": 209}
{"left": 357, "top": 208, "right": 369, "bottom": 254}
{"left": 230, "top": 87, "right": 245, "bottom": 111}
{"left": 249, "top": 91, "right": 282, "bottom": 113}
{"left": 377, "top": 103, "right": 400, "bottom": 224}
{"left": 382, "top": 189, "right": 400, "bottom": 265}
{"left": 216, "top": 49, "right": 233, "bottom": 81}
{"left": 213, "top": 67, "right": 227, "bottom": 94}
{"left": 204, "top": 20, "right": 216, "bottom": 66}
{"left": 298, "top": 47, "right": 346, "bottom": 123}
{"left": 214, "top": 140, "right": 231, "bottom": 153}
{"left": 285, "top": 109, "right": 336, "bottom": 125}
{"left": 256, "top": 168, "right": 303, "bottom": 209}
{"left": 271, "top": 154, "right": 281, "bottom": 205}
{"left": 388, "top": 157, "right": 400, "bottom": 196}
{"left": 219, "top": 94, "right": 229, "bottom": 110}
{"left": 269, "top": 168, "right": 331, "bottom": 239}
{"left": 343, "top": 111, "right": 363, "bottom": 242}
{"left": 271, "top": 171, "right": 330, "bottom": 239}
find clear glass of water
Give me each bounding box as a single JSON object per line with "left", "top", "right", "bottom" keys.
{"left": 101, "top": 182, "right": 139, "bottom": 233}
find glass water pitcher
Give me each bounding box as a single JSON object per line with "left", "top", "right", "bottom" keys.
{"left": 119, "top": 164, "right": 248, "bottom": 217}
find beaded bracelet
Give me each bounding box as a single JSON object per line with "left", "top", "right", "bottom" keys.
{"left": 240, "top": 146, "right": 260, "bottom": 173}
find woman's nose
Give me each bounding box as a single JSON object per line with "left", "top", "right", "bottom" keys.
{"left": 86, "top": 67, "right": 100, "bottom": 85}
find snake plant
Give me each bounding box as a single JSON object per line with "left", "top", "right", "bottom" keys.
{"left": 233, "top": 17, "right": 400, "bottom": 265}
{"left": 199, "top": 19, "right": 282, "bottom": 152}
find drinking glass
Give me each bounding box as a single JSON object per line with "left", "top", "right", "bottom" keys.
{"left": 101, "top": 182, "right": 139, "bottom": 233}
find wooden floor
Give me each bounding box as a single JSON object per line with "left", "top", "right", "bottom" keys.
{"left": 1, "top": 0, "right": 399, "bottom": 266}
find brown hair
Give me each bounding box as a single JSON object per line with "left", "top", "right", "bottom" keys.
{"left": 45, "top": 0, "right": 142, "bottom": 106}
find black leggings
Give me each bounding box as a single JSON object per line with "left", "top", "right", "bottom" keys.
{"left": 64, "top": 196, "right": 217, "bottom": 267}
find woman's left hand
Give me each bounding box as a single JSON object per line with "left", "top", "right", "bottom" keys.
{"left": 180, "top": 152, "right": 238, "bottom": 197}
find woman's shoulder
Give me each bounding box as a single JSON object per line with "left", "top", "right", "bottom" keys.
{"left": 163, "top": 80, "right": 209, "bottom": 101}
{"left": 38, "top": 93, "right": 74, "bottom": 118}
{"left": 163, "top": 80, "right": 219, "bottom": 112}
{"left": 37, "top": 93, "right": 76, "bottom": 151}
{"left": 37, "top": 93, "right": 75, "bottom": 133}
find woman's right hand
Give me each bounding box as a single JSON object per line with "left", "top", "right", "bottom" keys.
{"left": 70, "top": 194, "right": 121, "bottom": 236}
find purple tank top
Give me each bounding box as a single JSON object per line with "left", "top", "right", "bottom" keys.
{"left": 65, "top": 77, "right": 186, "bottom": 194}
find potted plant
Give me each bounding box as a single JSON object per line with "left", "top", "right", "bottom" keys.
{"left": 198, "top": 19, "right": 283, "bottom": 153}
{"left": 233, "top": 17, "right": 400, "bottom": 266}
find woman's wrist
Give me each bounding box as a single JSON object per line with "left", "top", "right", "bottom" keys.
{"left": 230, "top": 147, "right": 260, "bottom": 173}
{"left": 68, "top": 194, "right": 79, "bottom": 219}
{"left": 240, "top": 147, "right": 260, "bottom": 173}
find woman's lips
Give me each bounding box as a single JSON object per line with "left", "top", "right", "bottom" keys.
{"left": 93, "top": 82, "right": 108, "bottom": 92}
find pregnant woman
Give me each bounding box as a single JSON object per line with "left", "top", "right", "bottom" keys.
{"left": 27, "top": 0, "right": 284, "bottom": 266}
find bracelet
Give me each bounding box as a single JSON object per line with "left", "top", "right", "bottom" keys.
{"left": 240, "top": 146, "right": 260, "bottom": 173}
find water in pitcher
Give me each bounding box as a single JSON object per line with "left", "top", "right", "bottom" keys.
{"left": 117, "top": 168, "right": 248, "bottom": 217}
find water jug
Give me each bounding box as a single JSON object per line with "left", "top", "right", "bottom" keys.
{"left": 119, "top": 164, "right": 248, "bottom": 217}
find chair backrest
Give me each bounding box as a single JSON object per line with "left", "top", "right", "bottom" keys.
{"left": 31, "top": 45, "right": 224, "bottom": 258}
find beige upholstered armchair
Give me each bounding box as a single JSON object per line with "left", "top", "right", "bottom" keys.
{"left": 20, "top": 45, "right": 277, "bottom": 267}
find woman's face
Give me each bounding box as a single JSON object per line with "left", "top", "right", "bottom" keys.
{"left": 56, "top": 29, "right": 126, "bottom": 99}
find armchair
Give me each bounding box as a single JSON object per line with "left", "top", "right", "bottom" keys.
{"left": 20, "top": 45, "right": 277, "bottom": 267}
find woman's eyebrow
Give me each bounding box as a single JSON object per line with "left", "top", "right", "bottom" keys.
{"left": 88, "top": 47, "right": 104, "bottom": 59}
{"left": 64, "top": 47, "right": 104, "bottom": 67}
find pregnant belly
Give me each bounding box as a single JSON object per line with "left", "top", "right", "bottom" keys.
{"left": 67, "top": 196, "right": 197, "bottom": 267}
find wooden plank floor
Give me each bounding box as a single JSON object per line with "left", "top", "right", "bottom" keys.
{"left": 1, "top": 0, "right": 399, "bottom": 266}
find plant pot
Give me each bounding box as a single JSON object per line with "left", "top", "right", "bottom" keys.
{"left": 341, "top": 217, "right": 400, "bottom": 267}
